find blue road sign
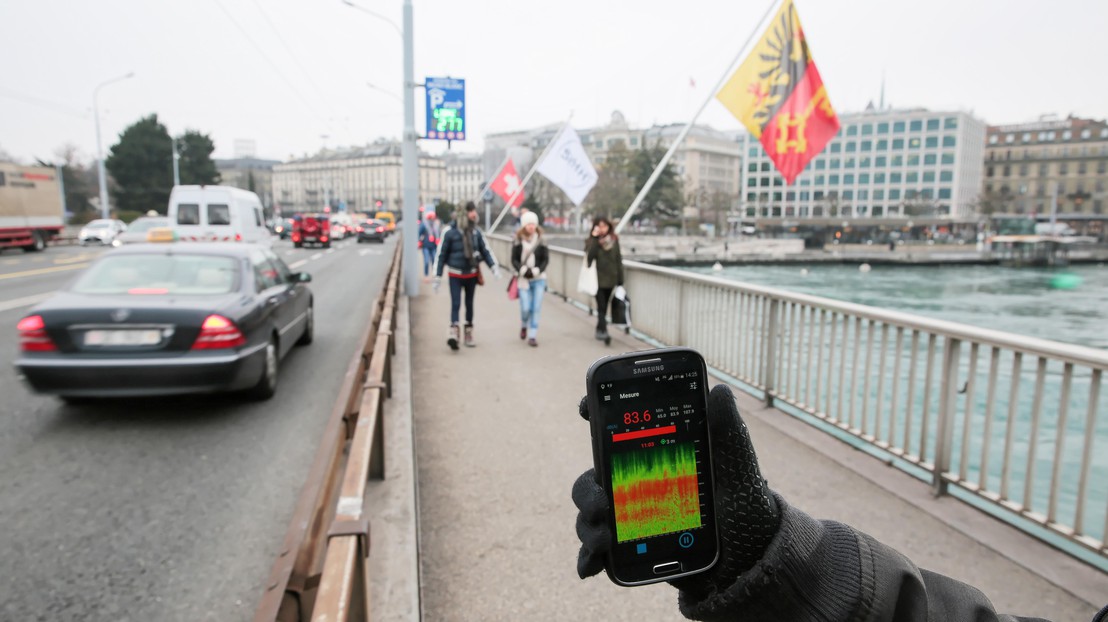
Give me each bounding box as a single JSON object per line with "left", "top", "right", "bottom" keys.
{"left": 425, "top": 77, "right": 465, "bottom": 141}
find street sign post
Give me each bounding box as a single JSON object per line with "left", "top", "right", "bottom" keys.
{"left": 425, "top": 77, "right": 465, "bottom": 141}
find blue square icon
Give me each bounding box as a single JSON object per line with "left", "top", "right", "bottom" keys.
{"left": 636, "top": 543, "right": 647, "bottom": 555}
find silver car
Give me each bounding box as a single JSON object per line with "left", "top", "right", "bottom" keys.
{"left": 111, "top": 216, "right": 171, "bottom": 246}
{"left": 79, "top": 219, "right": 127, "bottom": 246}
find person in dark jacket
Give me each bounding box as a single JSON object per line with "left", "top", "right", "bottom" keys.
{"left": 511, "top": 211, "right": 549, "bottom": 346}
{"left": 585, "top": 216, "right": 624, "bottom": 342}
{"left": 433, "top": 202, "right": 499, "bottom": 350}
{"left": 417, "top": 211, "right": 440, "bottom": 280}
{"left": 573, "top": 384, "right": 1106, "bottom": 622}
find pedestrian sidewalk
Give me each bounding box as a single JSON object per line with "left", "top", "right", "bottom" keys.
{"left": 408, "top": 276, "right": 1104, "bottom": 621}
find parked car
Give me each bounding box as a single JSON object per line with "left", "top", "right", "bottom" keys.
{"left": 356, "top": 219, "right": 388, "bottom": 243}
{"left": 79, "top": 219, "right": 127, "bottom": 246}
{"left": 167, "top": 185, "right": 271, "bottom": 246}
{"left": 291, "top": 214, "right": 330, "bottom": 248}
{"left": 15, "top": 243, "right": 313, "bottom": 401}
{"left": 112, "top": 216, "right": 171, "bottom": 246}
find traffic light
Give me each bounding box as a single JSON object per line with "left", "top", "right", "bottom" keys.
{"left": 375, "top": 199, "right": 383, "bottom": 209}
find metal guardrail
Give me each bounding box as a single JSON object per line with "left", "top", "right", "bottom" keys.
{"left": 488, "top": 234, "right": 1107, "bottom": 564}
{"left": 255, "top": 242, "right": 400, "bottom": 622}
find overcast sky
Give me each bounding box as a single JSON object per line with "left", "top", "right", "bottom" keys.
{"left": 2, "top": 0, "right": 1105, "bottom": 165}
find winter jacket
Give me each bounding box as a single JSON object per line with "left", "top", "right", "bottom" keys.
{"left": 585, "top": 235, "right": 624, "bottom": 289}
{"left": 511, "top": 235, "right": 549, "bottom": 281}
{"left": 418, "top": 220, "right": 439, "bottom": 250}
{"left": 434, "top": 221, "right": 498, "bottom": 278}
{"left": 676, "top": 493, "right": 1090, "bottom": 622}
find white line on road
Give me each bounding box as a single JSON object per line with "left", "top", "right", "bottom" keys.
{"left": 0, "top": 292, "right": 54, "bottom": 313}
{"left": 310, "top": 253, "right": 322, "bottom": 260}
{"left": 288, "top": 259, "right": 308, "bottom": 269}
{"left": 285, "top": 250, "right": 295, "bottom": 256}
{"left": 358, "top": 249, "right": 383, "bottom": 256}
{"left": 325, "top": 248, "right": 334, "bottom": 254}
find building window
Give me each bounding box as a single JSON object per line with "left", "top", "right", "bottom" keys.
{"left": 1098, "top": 161, "right": 1107, "bottom": 174}
{"left": 773, "top": 192, "right": 782, "bottom": 201}
{"left": 876, "top": 156, "right": 887, "bottom": 167}
{"left": 907, "top": 154, "right": 920, "bottom": 166}
{"left": 858, "top": 189, "right": 869, "bottom": 200}
{"left": 1005, "top": 134, "right": 1014, "bottom": 143}
{"left": 874, "top": 172, "right": 886, "bottom": 183}
{"left": 923, "top": 171, "right": 935, "bottom": 182}
{"left": 760, "top": 177, "right": 770, "bottom": 187}
{"left": 877, "top": 139, "right": 888, "bottom": 151}
{"left": 890, "top": 172, "right": 902, "bottom": 183}
{"left": 910, "top": 120, "right": 923, "bottom": 131}
{"left": 924, "top": 154, "right": 937, "bottom": 165}
{"left": 761, "top": 162, "right": 771, "bottom": 172}
{"left": 989, "top": 135, "right": 998, "bottom": 144}
{"left": 815, "top": 174, "right": 825, "bottom": 185}
{"left": 830, "top": 158, "right": 841, "bottom": 169}
{"left": 892, "top": 138, "right": 905, "bottom": 150}
{"left": 1040, "top": 163, "right": 1049, "bottom": 176}
{"left": 1003, "top": 165, "right": 1011, "bottom": 176}
{"left": 747, "top": 177, "right": 757, "bottom": 187}
{"left": 1062, "top": 130, "right": 1072, "bottom": 140}
{"left": 892, "top": 155, "right": 904, "bottom": 166}
{"left": 829, "top": 174, "right": 840, "bottom": 184}
{"left": 847, "top": 125, "right": 858, "bottom": 136}
{"left": 843, "top": 190, "right": 854, "bottom": 200}
{"left": 889, "top": 189, "right": 901, "bottom": 200}
{"left": 940, "top": 170, "right": 954, "bottom": 182}
{"left": 861, "top": 140, "right": 873, "bottom": 151}
{"left": 878, "top": 122, "right": 889, "bottom": 133}
{"left": 845, "top": 157, "right": 856, "bottom": 168}
{"left": 1078, "top": 161, "right": 1087, "bottom": 174}
{"left": 1060, "top": 162, "right": 1068, "bottom": 174}
{"left": 846, "top": 142, "right": 857, "bottom": 153}
{"left": 927, "top": 119, "right": 940, "bottom": 131}
{"left": 858, "top": 172, "right": 871, "bottom": 184}
{"left": 844, "top": 174, "right": 855, "bottom": 184}
{"left": 861, "top": 124, "right": 873, "bottom": 135}
{"left": 909, "top": 137, "right": 921, "bottom": 149}
{"left": 830, "top": 143, "right": 842, "bottom": 153}
{"left": 1023, "top": 133, "right": 1033, "bottom": 142}
{"left": 815, "top": 159, "right": 826, "bottom": 170}
{"left": 748, "top": 163, "right": 758, "bottom": 172}
{"left": 874, "top": 189, "right": 885, "bottom": 200}
{"left": 814, "top": 191, "right": 824, "bottom": 200}
{"left": 892, "top": 120, "right": 907, "bottom": 133}
{"left": 925, "top": 136, "right": 938, "bottom": 148}
{"left": 907, "top": 171, "right": 919, "bottom": 182}
{"left": 1019, "top": 163, "right": 1029, "bottom": 175}
{"left": 943, "top": 135, "right": 957, "bottom": 147}
{"left": 859, "top": 156, "right": 872, "bottom": 167}
{"left": 944, "top": 117, "right": 957, "bottom": 130}
{"left": 1080, "top": 129, "right": 1091, "bottom": 139}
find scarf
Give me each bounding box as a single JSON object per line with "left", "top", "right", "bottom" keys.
{"left": 457, "top": 213, "right": 477, "bottom": 269}
{"left": 598, "top": 234, "right": 615, "bottom": 252}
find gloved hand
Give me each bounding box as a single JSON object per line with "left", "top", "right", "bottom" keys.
{"left": 432, "top": 277, "right": 441, "bottom": 293}
{"left": 524, "top": 268, "right": 534, "bottom": 279}
{"left": 493, "top": 266, "right": 502, "bottom": 279}
{"left": 572, "top": 384, "right": 781, "bottom": 602}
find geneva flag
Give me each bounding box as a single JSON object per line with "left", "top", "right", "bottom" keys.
{"left": 489, "top": 159, "right": 525, "bottom": 208}
{"left": 716, "top": 0, "right": 839, "bottom": 184}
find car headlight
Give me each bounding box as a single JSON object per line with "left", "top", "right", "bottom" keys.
{"left": 112, "top": 239, "right": 123, "bottom": 247}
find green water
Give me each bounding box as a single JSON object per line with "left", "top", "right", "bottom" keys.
{"left": 686, "top": 263, "right": 1108, "bottom": 349}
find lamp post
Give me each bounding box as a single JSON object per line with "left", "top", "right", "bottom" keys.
{"left": 343, "top": 0, "right": 418, "bottom": 296}
{"left": 93, "top": 71, "right": 134, "bottom": 219}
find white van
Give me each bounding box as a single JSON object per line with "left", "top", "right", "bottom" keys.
{"left": 167, "top": 185, "right": 271, "bottom": 246}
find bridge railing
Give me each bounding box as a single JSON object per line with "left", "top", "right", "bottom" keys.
{"left": 488, "top": 234, "right": 1107, "bottom": 565}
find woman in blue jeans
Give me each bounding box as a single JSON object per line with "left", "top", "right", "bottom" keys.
{"left": 511, "top": 211, "right": 549, "bottom": 346}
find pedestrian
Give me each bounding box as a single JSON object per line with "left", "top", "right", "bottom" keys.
{"left": 418, "top": 211, "right": 440, "bottom": 281}
{"left": 511, "top": 211, "right": 549, "bottom": 347}
{"left": 585, "top": 216, "right": 624, "bottom": 343}
{"left": 433, "top": 202, "right": 500, "bottom": 350}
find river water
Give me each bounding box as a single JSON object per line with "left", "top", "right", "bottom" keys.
{"left": 679, "top": 262, "right": 1108, "bottom": 547}
{"left": 685, "top": 263, "right": 1108, "bottom": 350}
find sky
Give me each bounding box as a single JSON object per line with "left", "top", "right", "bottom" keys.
{"left": 1, "top": 0, "right": 1106, "bottom": 166}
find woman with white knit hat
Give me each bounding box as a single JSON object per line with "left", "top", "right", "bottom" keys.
{"left": 511, "top": 210, "right": 550, "bottom": 347}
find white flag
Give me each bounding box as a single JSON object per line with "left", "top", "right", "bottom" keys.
{"left": 536, "top": 126, "right": 598, "bottom": 206}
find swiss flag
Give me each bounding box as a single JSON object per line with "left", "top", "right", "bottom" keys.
{"left": 489, "top": 159, "right": 525, "bottom": 208}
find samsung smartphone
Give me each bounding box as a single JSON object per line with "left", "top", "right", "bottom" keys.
{"left": 585, "top": 347, "right": 718, "bottom": 586}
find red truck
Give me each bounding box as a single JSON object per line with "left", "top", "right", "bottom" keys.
{"left": 0, "top": 163, "right": 65, "bottom": 252}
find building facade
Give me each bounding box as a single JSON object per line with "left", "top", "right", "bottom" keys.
{"left": 271, "top": 141, "right": 447, "bottom": 215}
{"left": 443, "top": 152, "right": 484, "bottom": 205}
{"left": 214, "top": 157, "right": 280, "bottom": 210}
{"left": 737, "top": 108, "right": 986, "bottom": 220}
{"left": 982, "top": 116, "right": 1108, "bottom": 218}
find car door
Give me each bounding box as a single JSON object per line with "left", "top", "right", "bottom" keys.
{"left": 265, "top": 249, "right": 308, "bottom": 349}
{"left": 250, "top": 248, "right": 295, "bottom": 355}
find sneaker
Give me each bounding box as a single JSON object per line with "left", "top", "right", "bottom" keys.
{"left": 447, "top": 325, "right": 459, "bottom": 350}
{"left": 520, "top": 327, "right": 527, "bottom": 340}
{"left": 595, "top": 327, "right": 609, "bottom": 341}
{"left": 464, "top": 325, "right": 475, "bottom": 347}
{"left": 527, "top": 338, "right": 538, "bottom": 347}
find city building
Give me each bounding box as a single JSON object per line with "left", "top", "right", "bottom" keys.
{"left": 982, "top": 116, "right": 1108, "bottom": 225}
{"left": 443, "top": 152, "right": 484, "bottom": 205}
{"left": 271, "top": 141, "right": 447, "bottom": 216}
{"left": 737, "top": 107, "right": 986, "bottom": 221}
{"left": 214, "top": 157, "right": 280, "bottom": 210}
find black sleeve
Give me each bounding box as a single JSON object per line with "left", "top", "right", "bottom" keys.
{"left": 535, "top": 244, "right": 550, "bottom": 272}
{"left": 676, "top": 495, "right": 1054, "bottom": 622}
{"left": 585, "top": 237, "right": 598, "bottom": 267}
{"left": 511, "top": 242, "right": 522, "bottom": 271}
{"left": 614, "top": 240, "right": 624, "bottom": 285}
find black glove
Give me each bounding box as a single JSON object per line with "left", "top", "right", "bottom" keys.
{"left": 524, "top": 267, "right": 534, "bottom": 279}
{"left": 573, "top": 384, "right": 781, "bottom": 605}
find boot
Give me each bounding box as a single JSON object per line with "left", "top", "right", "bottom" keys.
{"left": 464, "top": 324, "right": 475, "bottom": 347}
{"left": 595, "top": 326, "right": 609, "bottom": 341}
{"left": 447, "top": 324, "right": 460, "bottom": 351}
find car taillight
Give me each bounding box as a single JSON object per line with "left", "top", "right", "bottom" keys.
{"left": 235, "top": 233, "right": 242, "bottom": 242}
{"left": 191, "top": 314, "right": 246, "bottom": 350}
{"left": 356, "top": 226, "right": 364, "bottom": 232}
{"left": 321, "top": 236, "right": 329, "bottom": 242}
{"left": 376, "top": 226, "right": 384, "bottom": 233}
{"left": 292, "top": 233, "right": 300, "bottom": 242}
{"left": 17, "top": 315, "right": 57, "bottom": 352}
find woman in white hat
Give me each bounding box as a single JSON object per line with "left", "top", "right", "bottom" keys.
{"left": 511, "top": 211, "right": 549, "bottom": 346}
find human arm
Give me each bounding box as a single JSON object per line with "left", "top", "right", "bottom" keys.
{"left": 511, "top": 242, "right": 523, "bottom": 273}
{"left": 434, "top": 226, "right": 451, "bottom": 278}
{"left": 614, "top": 240, "right": 624, "bottom": 285}
{"left": 585, "top": 236, "right": 599, "bottom": 268}
{"left": 573, "top": 384, "right": 1058, "bottom": 622}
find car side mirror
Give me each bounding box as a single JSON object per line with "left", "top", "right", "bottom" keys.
{"left": 297, "top": 272, "right": 312, "bottom": 283}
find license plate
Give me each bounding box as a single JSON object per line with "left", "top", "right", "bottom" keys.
{"left": 84, "top": 329, "right": 162, "bottom": 346}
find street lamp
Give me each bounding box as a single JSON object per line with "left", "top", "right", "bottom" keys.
{"left": 93, "top": 71, "right": 134, "bottom": 219}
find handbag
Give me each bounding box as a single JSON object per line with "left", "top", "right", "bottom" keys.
{"left": 577, "top": 255, "right": 598, "bottom": 296}
{"left": 507, "top": 276, "right": 519, "bottom": 300}
{"left": 611, "top": 288, "right": 631, "bottom": 326}
{"left": 476, "top": 265, "right": 485, "bottom": 286}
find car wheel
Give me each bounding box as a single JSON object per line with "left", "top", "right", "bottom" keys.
{"left": 296, "top": 303, "right": 314, "bottom": 346}
{"left": 323, "top": 242, "right": 331, "bottom": 249}
{"left": 294, "top": 242, "right": 302, "bottom": 248}
{"left": 248, "top": 336, "right": 279, "bottom": 400}
{"left": 22, "top": 231, "right": 46, "bottom": 252}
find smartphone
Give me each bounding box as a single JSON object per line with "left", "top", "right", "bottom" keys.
{"left": 585, "top": 347, "right": 718, "bottom": 586}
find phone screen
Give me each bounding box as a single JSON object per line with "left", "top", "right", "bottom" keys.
{"left": 590, "top": 350, "right": 717, "bottom": 584}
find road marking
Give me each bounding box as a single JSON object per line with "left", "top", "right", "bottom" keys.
{"left": 311, "top": 253, "right": 322, "bottom": 260}
{"left": 1, "top": 259, "right": 18, "bottom": 265}
{"left": 285, "top": 250, "right": 295, "bottom": 256}
{"left": 359, "top": 249, "right": 383, "bottom": 256}
{"left": 54, "top": 253, "right": 94, "bottom": 265}
{"left": 0, "top": 263, "right": 90, "bottom": 281}
{"left": 288, "top": 259, "right": 308, "bottom": 269}
{"left": 325, "top": 248, "right": 334, "bottom": 254}
{"left": 0, "top": 292, "right": 54, "bottom": 313}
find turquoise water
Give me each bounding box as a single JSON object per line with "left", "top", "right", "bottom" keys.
{"left": 681, "top": 263, "right": 1108, "bottom": 547}
{"left": 686, "top": 263, "right": 1108, "bottom": 349}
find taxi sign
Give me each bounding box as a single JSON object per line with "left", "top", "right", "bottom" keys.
{"left": 146, "top": 227, "right": 178, "bottom": 243}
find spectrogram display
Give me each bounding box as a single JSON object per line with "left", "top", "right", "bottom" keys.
{"left": 610, "top": 442, "right": 701, "bottom": 542}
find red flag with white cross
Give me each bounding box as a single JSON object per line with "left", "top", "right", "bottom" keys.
{"left": 489, "top": 159, "right": 525, "bottom": 208}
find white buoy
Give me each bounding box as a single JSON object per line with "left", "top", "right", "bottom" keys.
{"left": 800, "top": 268, "right": 809, "bottom": 276}
{"left": 712, "top": 262, "right": 723, "bottom": 271}
{"left": 859, "top": 263, "right": 872, "bottom": 273}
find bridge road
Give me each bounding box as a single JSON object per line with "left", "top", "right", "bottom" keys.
{"left": 0, "top": 237, "right": 395, "bottom": 621}
{"left": 410, "top": 276, "right": 1103, "bottom": 621}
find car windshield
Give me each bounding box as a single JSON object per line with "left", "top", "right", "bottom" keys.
{"left": 71, "top": 254, "right": 239, "bottom": 295}
{"left": 126, "top": 218, "right": 170, "bottom": 233}
{"left": 85, "top": 221, "right": 111, "bottom": 229}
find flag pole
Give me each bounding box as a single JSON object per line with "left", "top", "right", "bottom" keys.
{"left": 614, "top": 0, "right": 781, "bottom": 235}
{"left": 488, "top": 112, "right": 574, "bottom": 234}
